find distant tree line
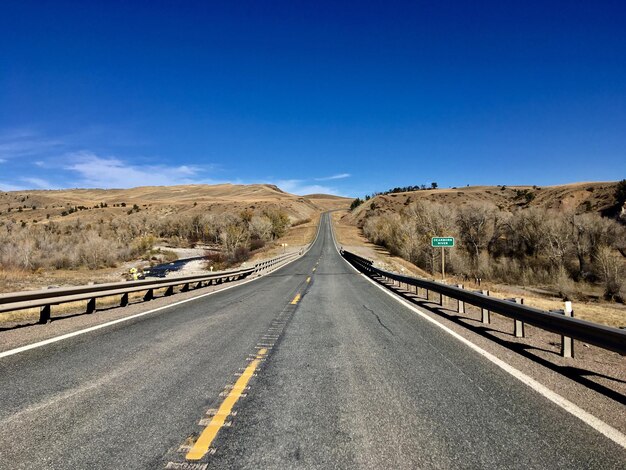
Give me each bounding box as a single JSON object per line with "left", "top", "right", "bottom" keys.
{"left": 350, "top": 182, "right": 439, "bottom": 211}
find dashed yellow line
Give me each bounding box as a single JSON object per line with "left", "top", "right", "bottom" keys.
{"left": 306, "top": 277, "right": 311, "bottom": 283}
{"left": 186, "top": 348, "right": 268, "bottom": 461}
{"left": 312, "top": 267, "right": 316, "bottom": 272}
{"left": 291, "top": 293, "right": 301, "bottom": 305}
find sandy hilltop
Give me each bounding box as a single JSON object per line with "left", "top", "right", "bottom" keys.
{"left": 0, "top": 183, "right": 350, "bottom": 224}
{"left": 348, "top": 181, "right": 623, "bottom": 225}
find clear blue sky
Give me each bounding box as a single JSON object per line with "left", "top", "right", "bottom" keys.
{"left": 1, "top": 1, "right": 625, "bottom": 196}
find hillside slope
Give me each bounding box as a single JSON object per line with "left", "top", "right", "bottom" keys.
{"left": 349, "top": 181, "right": 622, "bottom": 225}
{"left": 0, "top": 183, "right": 350, "bottom": 225}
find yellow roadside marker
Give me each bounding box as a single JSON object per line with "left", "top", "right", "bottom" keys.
{"left": 291, "top": 293, "right": 301, "bottom": 305}
{"left": 306, "top": 277, "right": 311, "bottom": 283}
{"left": 186, "top": 348, "right": 268, "bottom": 461}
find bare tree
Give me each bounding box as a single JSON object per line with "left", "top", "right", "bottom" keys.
{"left": 249, "top": 216, "right": 273, "bottom": 242}
{"left": 594, "top": 246, "right": 624, "bottom": 300}
{"left": 456, "top": 204, "right": 497, "bottom": 274}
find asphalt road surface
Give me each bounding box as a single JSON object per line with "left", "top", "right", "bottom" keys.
{"left": 1, "top": 213, "right": 624, "bottom": 469}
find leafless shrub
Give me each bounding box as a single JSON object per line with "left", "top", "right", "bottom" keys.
{"left": 204, "top": 250, "right": 227, "bottom": 271}
{"left": 249, "top": 238, "right": 265, "bottom": 251}
{"left": 249, "top": 216, "right": 273, "bottom": 242}
{"left": 554, "top": 266, "right": 577, "bottom": 301}
{"left": 360, "top": 199, "right": 626, "bottom": 300}
{"left": 594, "top": 246, "right": 625, "bottom": 301}
{"left": 291, "top": 217, "right": 312, "bottom": 227}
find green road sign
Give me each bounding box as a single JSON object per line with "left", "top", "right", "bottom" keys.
{"left": 431, "top": 237, "right": 454, "bottom": 247}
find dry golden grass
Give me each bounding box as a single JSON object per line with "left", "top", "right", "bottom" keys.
{"left": 304, "top": 194, "right": 351, "bottom": 211}
{"left": 249, "top": 213, "right": 322, "bottom": 261}
{"left": 483, "top": 288, "right": 626, "bottom": 328}
{"left": 0, "top": 266, "right": 124, "bottom": 293}
{"left": 331, "top": 210, "right": 626, "bottom": 328}
{"left": 1, "top": 183, "right": 351, "bottom": 227}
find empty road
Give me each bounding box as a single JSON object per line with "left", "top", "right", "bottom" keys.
{"left": 0, "top": 213, "right": 624, "bottom": 469}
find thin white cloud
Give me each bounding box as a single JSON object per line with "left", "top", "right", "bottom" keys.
{"left": 64, "top": 152, "right": 217, "bottom": 188}
{"left": 21, "top": 177, "right": 58, "bottom": 190}
{"left": 0, "top": 182, "right": 26, "bottom": 191}
{"left": 274, "top": 179, "right": 341, "bottom": 196}
{"left": 314, "top": 173, "right": 351, "bottom": 181}
{"left": 0, "top": 130, "right": 63, "bottom": 160}
{"left": 0, "top": 158, "right": 6, "bottom": 163}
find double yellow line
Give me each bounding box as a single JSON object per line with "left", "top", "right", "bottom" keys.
{"left": 187, "top": 262, "right": 318, "bottom": 460}
{"left": 186, "top": 348, "right": 268, "bottom": 460}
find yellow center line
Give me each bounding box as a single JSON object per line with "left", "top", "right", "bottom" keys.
{"left": 306, "top": 277, "right": 311, "bottom": 283}
{"left": 312, "top": 267, "right": 316, "bottom": 272}
{"left": 186, "top": 348, "right": 268, "bottom": 461}
{"left": 291, "top": 293, "right": 301, "bottom": 304}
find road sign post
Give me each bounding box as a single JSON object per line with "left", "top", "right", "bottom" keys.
{"left": 442, "top": 246, "right": 445, "bottom": 282}
{"left": 431, "top": 237, "right": 455, "bottom": 280}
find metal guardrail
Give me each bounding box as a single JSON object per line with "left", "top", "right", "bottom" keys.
{"left": 341, "top": 250, "right": 626, "bottom": 357}
{"left": 0, "top": 250, "right": 300, "bottom": 324}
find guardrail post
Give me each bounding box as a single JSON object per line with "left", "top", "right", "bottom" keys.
{"left": 144, "top": 289, "right": 154, "bottom": 301}
{"left": 456, "top": 284, "right": 465, "bottom": 314}
{"left": 481, "top": 290, "right": 490, "bottom": 324}
{"left": 120, "top": 293, "right": 129, "bottom": 307}
{"left": 513, "top": 298, "right": 525, "bottom": 337}
{"left": 165, "top": 286, "right": 174, "bottom": 296}
{"left": 561, "top": 301, "right": 574, "bottom": 358}
{"left": 195, "top": 281, "right": 202, "bottom": 289}
{"left": 438, "top": 280, "right": 445, "bottom": 306}
{"left": 39, "top": 305, "right": 51, "bottom": 324}
{"left": 86, "top": 297, "right": 96, "bottom": 314}
{"left": 182, "top": 283, "right": 190, "bottom": 292}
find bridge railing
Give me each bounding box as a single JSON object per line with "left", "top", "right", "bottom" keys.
{"left": 341, "top": 250, "right": 626, "bottom": 357}
{"left": 0, "top": 250, "right": 301, "bottom": 324}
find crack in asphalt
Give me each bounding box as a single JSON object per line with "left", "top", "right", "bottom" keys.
{"left": 363, "top": 304, "right": 395, "bottom": 336}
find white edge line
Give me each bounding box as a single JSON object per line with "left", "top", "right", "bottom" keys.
{"left": 328, "top": 211, "right": 626, "bottom": 450}
{"left": 0, "top": 229, "right": 316, "bottom": 360}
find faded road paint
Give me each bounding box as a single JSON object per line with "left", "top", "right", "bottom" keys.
{"left": 186, "top": 348, "right": 268, "bottom": 460}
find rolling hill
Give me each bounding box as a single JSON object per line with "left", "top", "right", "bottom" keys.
{"left": 348, "top": 181, "right": 623, "bottom": 225}
{"left": 0, "top": 183, "right": 351, "bottom": 225}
